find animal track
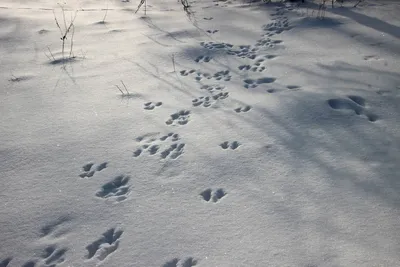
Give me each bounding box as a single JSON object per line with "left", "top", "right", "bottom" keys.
{"left": 179, "top": 69, "right": 196, "bottom": 76}
{"left": 206, "top": 29, "right": 218, "bottom": 34}
{"left": 144, "top": 101, "right": 162, "bottom": 110}
{"left": 200, "top": 41, "right": 233, "bottom": 50}
{"left": 192, "top": 92, "right": 229, "bottom": 107}
{"left": 41, "top": 246, "right": 67, "bottom": 267}
{"left": 40, "top": 216, "right": 71, "bottom": 239}
{"left": 160, "top": 143, "right": 185, "bottom": 159}
{"left": 23, "top": 246, "right": 67, "bottom": 267}
{"left": 244, "top": 77, "right": 276, "bottom": 88}
{"left": 162, "top": 257, "right": 197, "bottom": 267}
{"left": 238, "top": 56, "right": 275, "bottom": 73}
{"left": 220, "top": 141, "right": 240, "bottom": 150}
{"left": 262, "top": 18, "right": 291, "bottom": 36}
{"left": 226, "top": 45, "right": 258, "bottom": 60}
{"left": 0, "top": 258, "right": 11, "bottom": 267}
{"left": 96, "top": 175, "right": 131, "bottom": 202}
{"left": 200, "top": 188, "right": 227, "bottom": 203}
{"left": 234, "top": 106, "right": 251, "bottom": 113}
{"left": 200, "top": 84, "right": 225, "bottom": 93}
{"left": 328, "top": 95, "right": 378, "bottom": 122}
{"left": 200, "top": 41, "right": 261, "bottom": 60}
{"left": 166, "top": 110, "right": 191, "bottom": 125}
{"left": 79, "top": 162, "right": 107, "bottom": 178}
{"left": 255, "top": 37, "right": 283, "bottom": 48}
{"left": 86, "top": 228, "right": 123, "bottom": 261}
{"left": 181, "top": 69, "right": 231, "bottom": 82}
{"left": 203, "top": 17, "right": 213, "bottom": 20}
{"left": 239, "top": 63, "right": 265, "bottom": 72}
{"left": 133, "top": 132, "right": 185, "bottom": 160}
{"left": 195, "top": 55, "right": 212, "bottom": 63}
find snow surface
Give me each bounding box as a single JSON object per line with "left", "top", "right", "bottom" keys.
{"left": 1, "top": 0, "right": 399, "bottom": 266}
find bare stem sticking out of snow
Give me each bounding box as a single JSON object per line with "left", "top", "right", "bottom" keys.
{"left": 115, "top": 80, "right": 133, "bottom": 98}
{"left": 135, "top": 0, "right": 147, "bottom": 15}
{"left": 102, "top": 3, "right": 109, "bottom": 23}
{"left": 135, "top": 0, "right": 192, "bottom": 17}
{"left": 48, "top": 4, "right": 78, "bottom": 64}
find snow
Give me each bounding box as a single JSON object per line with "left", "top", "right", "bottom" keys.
{"left": 1, "top": 0, "right": 399, "bottom": 266}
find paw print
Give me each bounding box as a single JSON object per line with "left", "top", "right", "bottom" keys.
{"left": 166, "top": 110, "right": 191, "bottom": 126}
{"left": 200, "top": 188, "right": 227, "bottom": 203}
{"left": 79, "top": 162, "right": 107, "bottom": 178}
{"left": 220, "top": 141, "right": 240, "bottom": 150}
{"left": 144, "top": 101, "right": 162, "bottom": 110}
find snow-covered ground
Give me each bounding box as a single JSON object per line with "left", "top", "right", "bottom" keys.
{"left": 1, "top": 0, "right": 399, "bottom": 266}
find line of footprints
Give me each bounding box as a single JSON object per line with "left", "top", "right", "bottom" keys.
{"left": 1, "top": 5, "right": 383, "bottom": 267}
{"left": 0, "top": 158, "right": 203, "bottom": 266}
{"left": 2, "top": 216, "right": 125, "bottom": 266}
{"left": 2, "top": 217, "right": 201, "bottom": 267}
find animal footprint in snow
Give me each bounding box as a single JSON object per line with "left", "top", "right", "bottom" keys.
{"left": 227, "top": 45, "right": 257, "bottom": 60}
{"left": 192, "top": 96, "right": 211, "bottom": 107}
{"left": 200, "top": 188, "right": 226, "bottom": 203}
{"left": 328, "top": 95, "right": 378, "bottom": 122}
{"left": 244, "top": 77, "right": 276, "bottom": 88}
{"left": 144, "top": 101, "right": 162, "bottom": 110}
{"left": 255, "top": 37, "right": 283, "bottom": 48}
{"left": 206, "top": 29, "right": 218, "bottom": 34}
{"left": 262, "top": 18, "right": 291, "bottom": 35}
{"left": 203, "top": 17, "right": 213, "bottom": 20}
{"left": 179, "top": 69, "right": 196, "bottom": 76}
{"left": 192, "top": 92, "right": 229, "bottom": 107}
{"left": 79, "top": 162, "right": 108, "bottom": 178}
{"left": 41, "top": 246, "right": 67, "bottom": 266}
{"left": 200, "top": 84, "right": 225, "bottom": 93}
{"left": 234, "top": 106, "right": 251, "bottom": 113}
{"left": 238, "top": 64, "right": 252, "bottom": 71}
{"left": 162, "top": 257, "right": 197, "bottom": 267}
{"left": 96, "top": 175, "right": 131, "bottom": 202}
{"left": 220, "top": 141, "right": 240, "bottom": 150}
{"left": 40, "top": 216, "right": 71, "bottom": 239}
{"left": 24, "top": 245, "right": 67, "bottom": 267}
{"left": 200, "top": 41, "right": 233, "bottom": 50}
{"left": 239, "top": 57, "right": 273, "bottom": 73}
{"left": 166, "top": 110, "right": 191, "bottom": 125}
{"left": 190, "top": 70, "right": 231, "bottom": 82}
{"left": 195, "top": 55, "right": 212, "bottom": 63}
{"left": 251, "top": 58, "right": 268, "bottom": 72}
{"left": 211, "top": 91, "right": 229, "bottom": 100}
{"left": 133, "top": 132, "right": 185, "bottom": 160}
{"left": 86, "top": 228, "right": 123, "bottom": 262}
{"left": 160, "top": 143, "right": 185, "bottom": 159}
{"left": 0, "top": 258, "right": 11, "bottom": 267}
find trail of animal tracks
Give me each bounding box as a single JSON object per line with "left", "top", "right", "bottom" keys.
{"left": 1, "top": 0, "right": 400, "bottom": 266}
